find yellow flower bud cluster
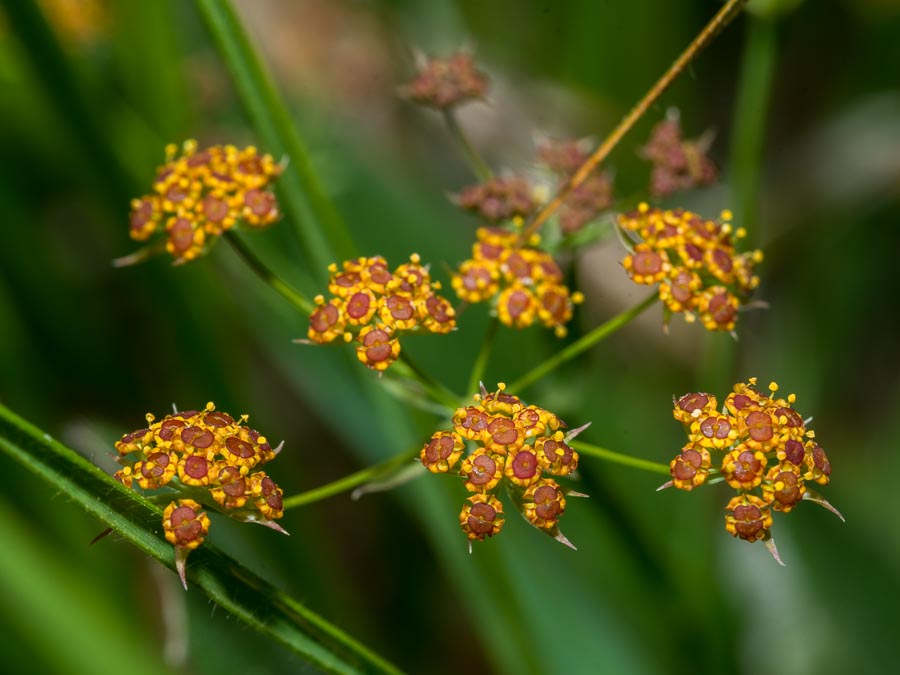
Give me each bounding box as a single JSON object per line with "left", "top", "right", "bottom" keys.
{"left": 665, "top": 379, "right": 839, "bottom": 559}
{"left": 421, "top": 384, "right": 583, "bottom": 544}
{"left": 114, "top": 402, "right": 285, "bottom": 586}
{"left": 307, "top": 254, "right": 456, "bottom": 372}
{"left": 128, "top": 140, "right": 282, "bottom": 264}
{"left": 619, "top": 205, "right": 762, "bottom": 332}
{"left": 452, "top": 227, "right": 584, "bottom": 337}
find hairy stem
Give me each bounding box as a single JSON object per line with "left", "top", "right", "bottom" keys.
{"left": 520, "top": 0, "right": 749, "bottom": 242}
{"left": 571, "top": 440, "right": 670, "bottom": 476}
{"left": 508, "top": 292, "right": 658, "bottom": 393}
{"left": 283, "top": 448, "right": 420, "bottom": 510}
{"left": 225, "top": 232, "right": 314, "bottom": 314}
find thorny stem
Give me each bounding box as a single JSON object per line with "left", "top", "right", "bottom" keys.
{"left": 443, "top": 109, "right": 493, "bottom": 181}
{"left": 224, "top": 231, "right": 314, "bottom": 314}
{"left": 466, "top": 317, "right": 500, "bottom": 396}
{"left": 508, "top": 292, "right": 658, "bottom": 393}
{"left": 519, "top": 0, "right": 750, "bottom": 243}
{"left": 571, "top": 440, "right": 670, "bottom": 476}
{"left": 283, "top": 448, "right": 420, "bottom": 510}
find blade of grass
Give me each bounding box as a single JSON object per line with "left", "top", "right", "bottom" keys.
{"left": 194, "top": 0, "right": 356, "bottom": 274}
{"left": 0, "top": 403, "right": 402, "bottom": 675}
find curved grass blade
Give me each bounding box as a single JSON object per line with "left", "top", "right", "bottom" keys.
{"left": 194, "top": 0, "right": 357, "bottom": 273}
{"left": 0, "top": 403, "right": 402, "bottom": 675}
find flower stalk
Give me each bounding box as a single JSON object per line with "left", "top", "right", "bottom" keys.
{"left": 519, "top": 0, "right": 750, "bottom": 243}
{"left": 508, "top": 292, "right": 658, "bottom": 393}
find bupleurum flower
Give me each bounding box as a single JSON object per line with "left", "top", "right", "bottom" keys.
{"left": 306, "top": 254, "right": 456, "bottom": 371}
{"left": 457, "top": 175, "right": 537, "bottom": 223}
{"left": 422, "top": 383, "right": 586, "bottom": 549}
{"left": 640, "top": 116, "right": 717, "bottom": 198}
{"left": 619, "top": 204, "right": 762, "bottom": 332}
{"left": 452, "top": 227, "right": 583, "bottom": 337}
{"left": 114, "top": 402, "right": 286, "bottom": 588}
{"left": 400, "top": 50, "right": 489, "bottom": 109}
{"left": 662, "top": 379, "right": 842, "bottom": 563}
{"left": 536, "top": 137, "right": 614, "bottom": 234}
{"left": 124, "top": 140, "right": 282, "bottom": 264}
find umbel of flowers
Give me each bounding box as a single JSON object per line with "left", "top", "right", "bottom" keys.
{"left": 114, "top": 402, "right": 286, "bottom": 587}
{"left": 126, "top": 140, "right": 282, "bottom": 264}
{"left": 618, "top": 204, "right": 763, "bottom": 332}
{"left": 662, "top": 378, "right": 842, "bottom": 563}
{"left": 421, "top": 383, "right": 587, "bottom": 549}
{"left": 306, "top": 254, "right": 456, "bottom": 372}
{"left": 452, "top": 227, "right": 584, "bottom": 337}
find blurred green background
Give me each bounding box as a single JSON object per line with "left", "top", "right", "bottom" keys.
{"left": 1, "top": 0, "right": 899, "bottom": 673}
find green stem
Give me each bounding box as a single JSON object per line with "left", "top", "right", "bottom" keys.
{"left": 396, "top": 352, "right": 460, "bottom": 410}
{"left": 571, "top": 440, "right": 670, "bottom": 476}
{"left": 443, "top": 109, "right": 492, "bottom": 181}
{"left": 225, "top": 232, "right": 314, "bottom": 315}
{"left": 283, "top": 448, "right": 419, "bottom": 510}
{"left": 195, "top": 0, "right": 356, "bottom": 274}
{"left": 509, "top": 292, "right": 658, "bottom": 393}
{"left": 466, "top": 317, "right": 500, "bottom": 396}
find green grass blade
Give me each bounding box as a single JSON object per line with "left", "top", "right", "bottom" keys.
{"left": 0, "top": 403, "right": 403, "bottom": 675}
{"left": 194, "top": 0, "right": 357, "bottom": 273}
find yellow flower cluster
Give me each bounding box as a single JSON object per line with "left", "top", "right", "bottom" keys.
{"left": 452, "top": 227, "right": 584, "bottom": 337}
{"left": 665, "top": 379, "right": 840, "bottom": 559}
{"left": 421, "top": 384, "right": 583, "bottom": 545}
{"left": 307, "top": 254, "right": 456, "bottom": 372}
{"left": 114, "top": 402, "right": 285, "bottom": 587}
{"left": 128, "top": 140, "right": 282, "bottom": 264}
{"left": 619, "top": 205, "right": 762, "bottom": 332}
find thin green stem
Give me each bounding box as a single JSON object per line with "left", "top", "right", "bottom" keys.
{"left": 443, "top": 109, "right": 492, "bottom": 181}
{"left": 519, "top": 0, "right": 749, "bottom": 243}
{"left": 466, "top": 317, "right": 500, "bottom": 396}
{"left": 509, "top": 292, "right": 658, "bottom": 393}
{"left": 283, "top": 448, "right": 419, "bottom": 510}
{"left": 396, "top": 352, "right": 460, "bottom": 410}
{"left": 225, "top": 231, "right": 314, "bottom": 315}
{"left": 195, "top": 0, "right": 356, "bottom": 274}
{"left": 571, "top": 440, "right": 670, "bottom": 476}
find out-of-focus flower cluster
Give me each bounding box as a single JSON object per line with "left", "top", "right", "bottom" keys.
{"left": 452, "top": 227, "right": 583, "bottom": 337}
{"left": 420, "top": 384, "right": 585, "bottom": 547}
{"left": 114, "top": 402, "right": 285, "bottom": 587}
{"left": 640, "top": 117, "right": 717, "bottom": 198}
{"left": 128, "top": 140, "right": 282, "bottom": 264}
{"left": 619, "top": 204, "right": 762, "bottom": 332}
{"left": 458, "top": 175, "right": 537, "bottom": 223}
{"left": 537, "top": 138, "right": 614, "bottom": 234}
{"left": 400, "top": 51, "right": 489, "bottom": 110}
{"left": 307, "top": 254, "right": 456, "bottom": 371}
{"left": 664, "top": 379, "right": 840, "bottom": 560}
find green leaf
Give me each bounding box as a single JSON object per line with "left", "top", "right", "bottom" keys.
{"left": 0, "top": 403, "right": 402, "bottom": 675}
{"left": 194, "top": 0, "right": 357, "bottom": 275}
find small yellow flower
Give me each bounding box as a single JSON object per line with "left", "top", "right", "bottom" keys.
{"left": 163, "top": 499, "right": 210, "bottom": 551}
{"left": 123, "top": 140, "right": 283, "bottom": 264}
{"left": 420, "top": 431, "right": 465, "bottom": 473}
{"left": 724, "top": 494, "right": 772, "bottom": 542}
{"left": 522, "top": 478, "right": 566, "bottom": 530}
{"left": 617, "top": 206, "right": 761, "bottom": 332}
{"left": 459, "top": 494, "right": 504, "bottom": 541}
